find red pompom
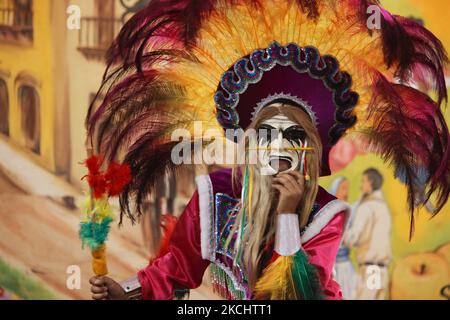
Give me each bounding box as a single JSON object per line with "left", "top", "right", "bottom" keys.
{"left": 87, "top": 174, "right": 107, "bottom": 199}
{"left": 83, "top": 155, "right": 107, "bottom": 198}
{"left": 104, "top": 162, "right": 132, "bottom": 197}
{"left": 83, "top": 155, "right": 131, "bottom": 198}
{"left": 85, "top": 155, "right": 103, "bottom": 175}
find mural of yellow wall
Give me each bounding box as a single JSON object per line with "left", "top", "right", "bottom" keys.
{"left": 0, "top": 0, "right": 57, "bottom": 171}
{"left": 0, "top": 0, "right": 71, "bottom": 173}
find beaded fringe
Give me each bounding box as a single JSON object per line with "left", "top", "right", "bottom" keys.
{"left": 210, "top": 264, "right": 246, "bottom": 300}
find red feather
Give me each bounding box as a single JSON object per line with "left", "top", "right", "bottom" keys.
{"left": 83, "top": 155, "right": 106, "bottom": 198}
{"left": 296, "top": 0, "right": 319, "bottom": 19}
{"left": 87, "top": 174, "right": 107, "bottom": 199}
{"left": 105, "top": 162, "right": 132, "bottom": 197}
{"left": 156, "top": 215, "right": 178, "bottom": 259}
{"left": 366, "top": 74, "right": 450, "bottom": 238}
{"left": 83, "top": 155, "right": 131, "bottom": 198}
{"left": 149, "top": 214, "right": 178, "bottom": 264}
{"left": 356, "top": 1, "right": 448, "bottom": 106}
{"left": 84, "top": 155, "right": 103, "bottom": 175}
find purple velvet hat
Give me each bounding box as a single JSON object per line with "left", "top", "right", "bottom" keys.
{"left": 214, "top": 42, "right": 359, "bottom": 176}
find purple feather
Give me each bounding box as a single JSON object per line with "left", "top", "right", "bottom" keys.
{"left": 366, "top": 73, "right": 450, "bottom": 238}
{"left": 356, "top": 1, "right": 448, "bottom": 106}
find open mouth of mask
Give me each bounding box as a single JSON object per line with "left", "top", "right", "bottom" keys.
{"left": 269, "top": 155, "right": 294, "bottom": 173}
{"left": 256, "top": 115, "right": 306, "bottom": 176}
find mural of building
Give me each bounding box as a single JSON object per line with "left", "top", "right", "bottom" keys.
{"left": 66, "top": 0, "right": 127, "bottom": 189}
{"left": 0, "top": 0, "right": 70, "bottom": 176}
{"left": 0, "top": 0, "right": 152, "bottom": 187}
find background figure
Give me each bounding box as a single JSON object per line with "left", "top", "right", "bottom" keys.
{"left": 344, "top": 168, "right": 392, "bottom": 300}
{"left": 330, "top": 177, "right": 357, "bottom": 300}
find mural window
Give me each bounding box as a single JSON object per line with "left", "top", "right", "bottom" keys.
{"left": 0, "top": 0, "right": 33, "bottom": 43}
{"left": 0, "top": 78, "right": 9, "bottom": 135}
{"left": 19, "top": 84, "right": 40, "bottom": 154}
{"left": 77, "top": 0, "right": 121, "bottom": 60}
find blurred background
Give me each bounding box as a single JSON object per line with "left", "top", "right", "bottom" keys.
{"left": 0, "top": 0, "right": 448, "bottom": 300}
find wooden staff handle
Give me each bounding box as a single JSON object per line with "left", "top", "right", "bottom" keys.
{"left": 92, "top": 244, "right": 108, "bottom": 276}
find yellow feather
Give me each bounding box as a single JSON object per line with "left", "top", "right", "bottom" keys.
{"left": 254, "top": 256, "right": 300, "bottom": 300}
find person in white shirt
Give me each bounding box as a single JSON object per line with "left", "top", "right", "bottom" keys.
{"left": 344, "top": 168, "right": 392, "bottom": 300}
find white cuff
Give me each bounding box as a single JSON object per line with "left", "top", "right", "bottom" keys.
{"left": 274, "top": 214, "right": 302, "bottom": 256}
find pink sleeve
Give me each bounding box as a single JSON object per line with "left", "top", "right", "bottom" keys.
{"left": 303, "top": 212, "right": 346, "bottom": 300}
{"left": 137, "top": 191, "right": 210, "bottom": 299}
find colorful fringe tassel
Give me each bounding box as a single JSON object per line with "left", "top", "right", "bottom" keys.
{"left": 210, "top": 264, "right": 247, "bottom": 300}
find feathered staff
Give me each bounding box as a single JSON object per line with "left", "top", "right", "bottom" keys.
{"left": 79, "top": 154, "right": 131, "bottom": 276}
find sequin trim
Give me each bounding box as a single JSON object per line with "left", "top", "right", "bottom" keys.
{"left": 211, "top": 193, "right": 250, "bottom": 300}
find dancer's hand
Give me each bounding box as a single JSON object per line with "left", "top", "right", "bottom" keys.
{"left": 272, "top": 171, "right": 305, "bottom": 214}
{"left": 90, "top": 276, "right": 126, "bottom": 300}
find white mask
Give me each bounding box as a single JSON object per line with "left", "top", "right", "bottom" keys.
{"left": 256, "top": 115, "right": 306, "bottom": 176}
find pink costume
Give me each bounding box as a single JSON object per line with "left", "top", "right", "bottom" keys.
{"left": 138, "top": 169, "right": 349, "bottom": 300}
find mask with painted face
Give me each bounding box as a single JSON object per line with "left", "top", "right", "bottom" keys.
{"left": 256, "top": 115, "right": 308, "bottom": 176}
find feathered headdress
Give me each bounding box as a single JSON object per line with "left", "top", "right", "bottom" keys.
{"left": 86, "top": 0, "right": 449, "bottom": 239}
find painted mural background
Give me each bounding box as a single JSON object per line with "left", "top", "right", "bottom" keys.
{"left": 320, "top": 0, "right": 450, "bottom": 300}
{"left": 0, "top": 0, "right": 449, "bottom": 300}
